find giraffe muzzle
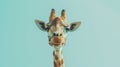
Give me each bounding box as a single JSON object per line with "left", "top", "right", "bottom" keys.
{"left": 50, "top": 36, "right": 65, "bottom": 46}
{"left": 54, "top": 36, "right": 62, "bottom": 43}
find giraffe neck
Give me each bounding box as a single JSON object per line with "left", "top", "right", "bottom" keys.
{"left": 53, "top": 48, "right": 64, "bottom": 67}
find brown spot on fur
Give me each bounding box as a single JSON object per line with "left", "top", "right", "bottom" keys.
{"left": 54, "top": 61, "right": 57, "bottom": 67}
{"left": 52, "top": 17, "right": 61, "bottom": 26}
{"left": 54, "top": 36, "right": 62, "bottom": 43}
{"left": 53, "top": 51, "right": 64, "bottom": 67}
{"left": 59, "top": 59, "right": 64, "bottom": 65}
{"left": 53, "top": 51, "right": 58, "bottom": 60}
{"left": 55, "top": 55, "right": 58, "bottom": 60}
{"left": 51, "top": 36, "right": 64, "bottom": 46}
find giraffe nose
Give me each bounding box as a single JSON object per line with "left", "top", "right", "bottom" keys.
{"left": 54, "top": 36, "right": 62, "bottom": 43}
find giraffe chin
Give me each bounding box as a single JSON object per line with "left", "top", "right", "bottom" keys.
{"left": 53, "top": 42, "right": 64, "bottom": 46}
{"left": 49, "top": 42, "right": 64, "bottom": 46}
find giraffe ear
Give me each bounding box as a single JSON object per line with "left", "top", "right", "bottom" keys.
{"left": 66, "top": 21, "right": 81, "bottom": 32}
{"left": 35, "top": 19, "right": 49, "bottom": 32}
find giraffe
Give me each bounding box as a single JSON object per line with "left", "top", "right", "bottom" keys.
{"left": 35, "top": 9, "right": 81, "bottom": 67}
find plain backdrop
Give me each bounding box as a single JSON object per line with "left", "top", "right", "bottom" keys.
{"left": 0, "top": 0, "right": 120, "bottom": 67}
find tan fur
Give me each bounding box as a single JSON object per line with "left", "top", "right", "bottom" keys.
{"left": 54, "top": 36, "right": 62, "bottom": 43}
{"left": 49, "top": 9, "right": 67, "bottom": 67}
{"left": 54, "top": 61, "right": 57, "bottom": 67}
{"left": 61, "top": 9, "right": 66, "bottom": 22}
{"left": 35, "top": 9, "right": 81, "bottom": 67}
{"left": 53, "top": 50, "right": 64, "bottom": 67}
{"left": 49, "top": 9, "right": 56, "bottom": 22}
{"left": 59, "top": 59, "right": 64, "bottom": 65}
{"left": 53, "top": 51, "right": 58, "bottom": 60}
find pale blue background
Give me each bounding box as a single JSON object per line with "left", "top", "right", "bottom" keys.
{"left": 0, "top": 0, "right": 120, "bottom": 67}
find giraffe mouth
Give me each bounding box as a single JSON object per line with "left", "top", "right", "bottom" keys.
{"left": 52, "top": 42, "right": 64, "bottom": 46}
{"left": 49, "top": 42, "right": 65, "bottom": 46}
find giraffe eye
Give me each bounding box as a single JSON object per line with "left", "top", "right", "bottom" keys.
{"left": 60, "top": 34, "right": 62, "bottom": 36}
{"left": 56, "top": 34, "right": 58, "bottom": 36}
{"left": 53, "top": 33, "right": 56, "bottom": 36}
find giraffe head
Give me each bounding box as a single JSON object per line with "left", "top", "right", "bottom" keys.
{"left": 35, "top": 9, "right": 81, "bottom": 49}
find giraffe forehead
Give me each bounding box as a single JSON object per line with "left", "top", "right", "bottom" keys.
{"left": 48, "top": 17, "right": 67, "bottom": 35}
{"left": 49, "top": 25, "right": 64, "bottom": 33}
{"left": 51, "top": 17, "right": 64, "bottom": 26}
{"left": 53, "top": 17, "right": 62, "bottom": 22}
